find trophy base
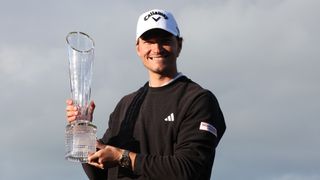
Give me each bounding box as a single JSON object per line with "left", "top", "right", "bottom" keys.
{"left": 65, "top": 120, "right": 97, "bottom": 163}
{"left": 65, "top": 151, "right": 90, "bottom": 163}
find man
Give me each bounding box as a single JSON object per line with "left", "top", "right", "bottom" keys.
{"left": 66, "top": 9, "right": 226, "bottom": 180}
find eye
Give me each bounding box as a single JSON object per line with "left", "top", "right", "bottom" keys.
{"left": 142, "top": 41, "right": 151, "bottom": 46}
{"left": 161, "top": 38, "right": 173, "bottom": 45}
{"left": 143, "top": 40, "right": 154, "bottom": 44}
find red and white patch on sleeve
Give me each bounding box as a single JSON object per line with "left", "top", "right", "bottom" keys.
{"left": 199, "top": 122, "right": 217, "bottom": 137}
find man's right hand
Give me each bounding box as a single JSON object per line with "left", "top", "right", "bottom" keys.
{"left": 65, "top": 99, "right": 95, "bottom": 123}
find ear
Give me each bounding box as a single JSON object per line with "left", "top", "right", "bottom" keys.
{"left": 136, "top": 39, "right": 142, "bottom": 56}
{"left": 176, "top": 38, "right": 183, "bottom": 57}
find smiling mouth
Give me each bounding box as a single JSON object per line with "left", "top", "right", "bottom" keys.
{"left": 148, "top": 55, "right": 167, "bottom": 60}
{"left": 149, "top": 57, "right": 161, "bottom": 60}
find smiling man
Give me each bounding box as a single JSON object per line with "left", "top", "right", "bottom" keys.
{"left": 66, "top": 9, "right": 226, "bottom": 180}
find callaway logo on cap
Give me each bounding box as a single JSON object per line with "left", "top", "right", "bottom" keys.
{"left": 136, "top": 9, "right": 180, "bottom": 41}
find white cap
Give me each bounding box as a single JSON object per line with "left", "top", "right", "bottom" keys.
{"left": 136, "top": 9, "right": 180, "bottom": 41}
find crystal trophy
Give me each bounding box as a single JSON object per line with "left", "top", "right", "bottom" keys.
{"left": 65, "top": 32, "right": 97, "bottom": 163}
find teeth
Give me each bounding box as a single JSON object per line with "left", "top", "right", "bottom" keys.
{"left": 149, "top": 57, "right": 162, "bottom": 60}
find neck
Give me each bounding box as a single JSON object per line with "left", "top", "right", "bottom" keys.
{"left": 148, "top": 71, "right": 178, "bottom": 87}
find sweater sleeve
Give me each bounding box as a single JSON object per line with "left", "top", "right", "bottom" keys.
{"left": 133, "top": 91, "right": 226, "bottom": 180}
{"left": 82, "top": 163, "right": 108, "bottom": 180}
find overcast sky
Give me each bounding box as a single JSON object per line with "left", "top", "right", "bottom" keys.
{"left": 0, "top": 0, "right": 319, "bottom": 180}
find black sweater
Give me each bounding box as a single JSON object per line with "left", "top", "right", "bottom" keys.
{"left": 83, "top": 76, "right": 226, "bottom": 180}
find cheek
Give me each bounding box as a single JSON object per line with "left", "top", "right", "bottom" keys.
{"left": 167, "top": 47, "right": 179, "bottom": 57}
{"left": 137, "top": 45, "right": 149, "bottom": 57}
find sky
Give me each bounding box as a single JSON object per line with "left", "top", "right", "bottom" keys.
{"left": 0, "top": 0, "right": 319, "bottom": 179}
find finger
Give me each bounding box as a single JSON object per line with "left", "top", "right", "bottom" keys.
{"left": 66, "top": 99, "right": 74, "bottom": 105}
{"left": 97, "top": 163, "right": 104, "bottom": 169}
{"left": 66, "top": 111, "right": 79, "bottom": 118}
{"left": 88, "top": 161, "right": 104, "bottom": 169}
{"left": 88, "top": 152, "right": 95, "bottom": 156}
{"left": 66, "top": 105, "right": 78, "bottom": 111}
{"left": 88, "top": 152, "right": 105, "bottom": 170}
{"left": 66, "top": 111, "right": 78, "bottom": 123}
{"left": 88, "top": 154, "right": 98, "bottom": 164}
{"left": 98, "top": 157, "right": 104, "bottom": 165}
{"left": 67, "top": 116, "right": 76, "bottom": 123}
{"left": 66, "top": 110, "right": 78, "bottom": 116}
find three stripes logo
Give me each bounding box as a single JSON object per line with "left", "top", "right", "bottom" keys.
{"left": 164, "top": 113, "right": 174, "bottom": 122}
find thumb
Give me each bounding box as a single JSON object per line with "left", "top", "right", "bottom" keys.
{"left": 88, "top": 152, "right": 98, "bottom": 163}
{"left": 88, "top": 101, "right": 96, "bottom": 113}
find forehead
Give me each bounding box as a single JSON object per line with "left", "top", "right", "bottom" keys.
{"left": 140, "top": 28, "right": 174, "bottom": 40}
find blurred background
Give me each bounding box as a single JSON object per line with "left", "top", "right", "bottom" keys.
{"left": 0, "top": 0, "right": 319, "bottom": 179}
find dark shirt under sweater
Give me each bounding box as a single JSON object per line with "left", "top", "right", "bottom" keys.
{"left": 82, "top": 76, "right": 226, "bottom": 180}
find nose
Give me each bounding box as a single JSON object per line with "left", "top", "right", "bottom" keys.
{"left": 151, "top": 42, "right": 163, "bottom": 53}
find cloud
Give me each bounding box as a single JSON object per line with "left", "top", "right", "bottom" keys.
{"left": 262, "top": 173, "right": 320, "bottom": 180}
{"left": 0, "top": 0, "right": 319, "bottom": 179}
